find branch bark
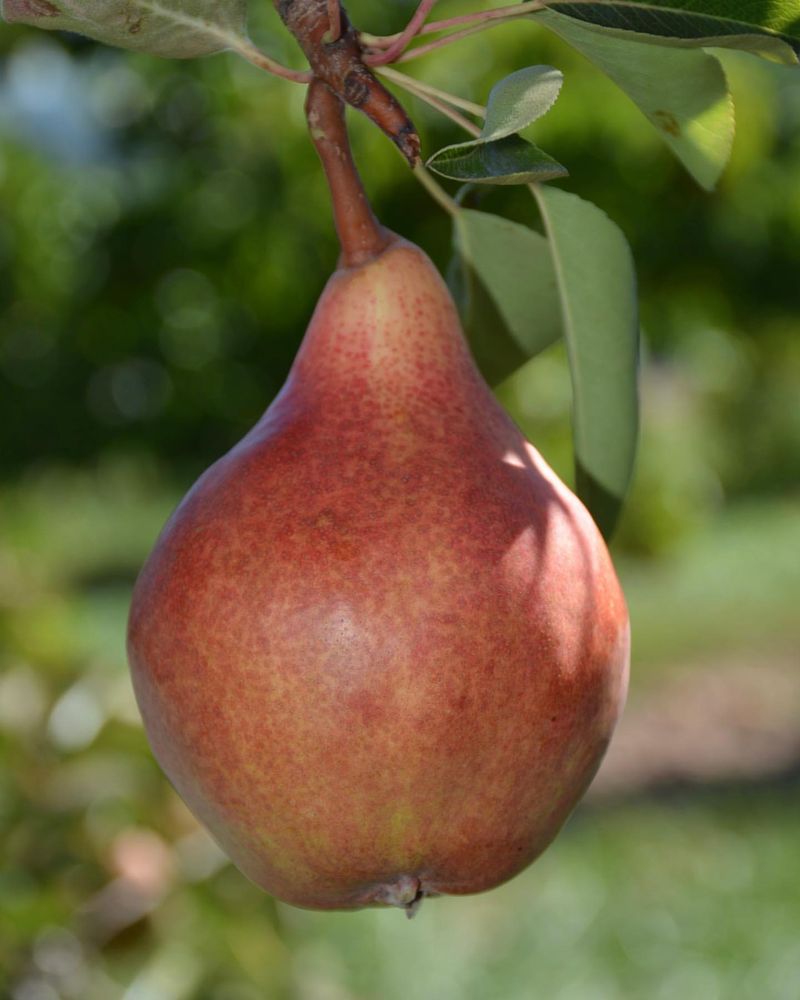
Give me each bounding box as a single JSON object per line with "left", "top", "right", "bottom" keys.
{"left": 276, "top": 0, "right": 420, "bottom": 166}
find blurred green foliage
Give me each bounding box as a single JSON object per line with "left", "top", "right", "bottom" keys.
{"left": 1, "top": 4, "right": 799, "bottom": 998}
{"left": 1, "top": 14, "right": 799, "bottom": 537}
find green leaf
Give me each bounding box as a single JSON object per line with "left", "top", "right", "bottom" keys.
{"left": 1, "top": 0, "right": 248, "bottom": 59}
{"left": 537, "top": 9, "right": 734, "bottom": 190}
{"left": 453, "top": 209, "right": 562, "bottom": 383}
{"left": 481, "top": 66, "right": 564, "bottom": 141}
{"left": 448, "top": 252, "right": 530, "bottom": 386}
{"left": 531, "top": 185, "right": 639, "bottom": 538}
{"left": 544, "top": 2, "right": 800, "bottom": 61}
{"left": 427, "top": 65, "right": 568, "bottom": 186}
{"left": 428, "top": 135, "right": 567, "bottom": 185}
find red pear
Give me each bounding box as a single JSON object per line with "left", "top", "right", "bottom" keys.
{"left": 127, "top": 232, "right": 629, "bottom": 915}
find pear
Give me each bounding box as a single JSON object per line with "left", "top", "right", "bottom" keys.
{"left": 128, "top": 231, "right": 630, "bottom": 915}
{"left": 128, "top": 80, "right": 629, "bottom": 915}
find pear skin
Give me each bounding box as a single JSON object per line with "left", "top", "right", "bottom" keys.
{"left": 128, "top": 237, "right": 629, "bottom": 914}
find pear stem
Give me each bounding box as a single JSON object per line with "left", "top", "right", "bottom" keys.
{"left": 306, "top": 79, "right": 391, "bottom": 268}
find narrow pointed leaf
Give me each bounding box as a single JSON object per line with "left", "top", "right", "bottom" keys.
{"left": 2, "top": 0, "right": 248, "bottom": 58}
{"left": 537, "top": 9, "right": 734, "bottom": 190}
{"left": 481, "top": 66, "right": 564, "bottom": 141}
{"left": 532, "top": 185, "right": 639, "bottom": 538}
{"left": 453, "top": 209, "right": 562, "bottom": 383}
{"left": 428, "top": 135, "right": 567, "bottom": 185}
{"left": 448, "top": 252, "right": 531, "bottom": 385}
{"left": 543, "top": 2, "right": 800, "bottom": 61}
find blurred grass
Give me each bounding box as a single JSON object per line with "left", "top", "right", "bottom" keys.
{"left": 289, "top": 791, "right": 800, "bottom": 1000}
{"left": 623, "top": 501, "right": 800, "bottom": 668}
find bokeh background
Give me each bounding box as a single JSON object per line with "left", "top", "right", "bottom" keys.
{"left": 2, "top": 2, "right": 800, "bottom": 997}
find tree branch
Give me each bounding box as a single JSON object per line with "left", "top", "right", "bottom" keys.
{"left": 275, "top": 0, "right": 420, "bottom": 165}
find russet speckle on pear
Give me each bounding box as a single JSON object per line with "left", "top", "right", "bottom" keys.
{"left": 127, "top": 236, "right": 630, "bottom": 915}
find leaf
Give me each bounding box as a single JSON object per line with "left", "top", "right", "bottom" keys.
{"left": 429, "top": 135, "right": 567, "bottom": 185}
{"left": 481, "top": 65, "right": 564, "bottom": 141}
{"left": 1, "top": 0, "right": 248, "bottom": 59}
{"left": 453, "top": 209, "right": 562, "bottom": 383}
{"left": 537, "top": 9, "right": 734, "bottom": 190}
{"left": 448, "top": 252, "right": 531, "bottom": 385}
{"left": 544, "top": 2, "right": 800, "bottom": 62}
{"left": 531, "top": 185, "right": 639, "bottom": 538}
{"left": 427, "top": 65, "right": 568, "bottom": 186}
